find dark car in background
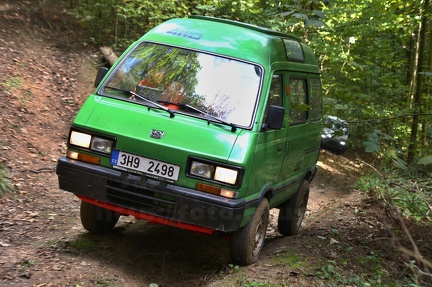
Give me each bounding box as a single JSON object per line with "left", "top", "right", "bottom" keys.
{"left": 321, "top": 116, "right": 349, "bottom": 154}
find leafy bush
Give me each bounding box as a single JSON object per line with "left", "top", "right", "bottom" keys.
{"left": 356, "top": 127, "right": 432, "bottom": 222}
{"left": 355, "top": 171, "right": 431, "bottom": 222}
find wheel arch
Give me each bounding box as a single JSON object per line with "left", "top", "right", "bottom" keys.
{"left": 302, "top": 164, "right": 318, "bottom": 183}
{"left": 256, "top": 181, "right": 275, "bottom": 203}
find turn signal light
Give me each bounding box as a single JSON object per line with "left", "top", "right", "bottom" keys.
{"left": 67, "top": 150, "right": 100, "bottom": 165}
{"left": 196, "top": 183, "right": 236, "bottom": 199}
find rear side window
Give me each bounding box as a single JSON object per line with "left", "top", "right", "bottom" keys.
{"left": 310, "top": 77, "right": 322, "bottom": 122}
{"left": 289, "top": 78, "right": 308, "bottom": 124}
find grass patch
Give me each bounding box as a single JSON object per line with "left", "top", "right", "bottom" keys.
{"left": 314, "top": 255, "right": 425, "bottom": 287}
{"left": 0, "top": 162, "right": 14, "bottom": 196}
{"left": 236, "top": 280, "right": 283, "bottom": 287}
{"left": 270, "top": 248, "right": 307, "bottom": 268}
{"left": 316, "top": 259, "right": 386, "bottom": 286}
{"left": 4, "top": 76, "right": 22, "bottom": 92}
{"left": 95, "top": 276, "right": 122, "bottom": 287}
{"left": 71, "top": 236, "right": 99, "bottom": 252}
{"left": 19, "top": 259, "right": 35, "bottom": 271}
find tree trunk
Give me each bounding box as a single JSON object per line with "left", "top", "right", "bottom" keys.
{"left": 99, "top": 46, "right": 119, "bottom": 67}
{"left": 422, "top": 19, "right": 432, "bottom": 147}
{"left": 407, "top": 0, "right": 429, "bottom": 163}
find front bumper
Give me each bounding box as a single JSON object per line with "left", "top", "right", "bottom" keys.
{"left": 56, "top": 157, "right": 246, "bottom": 232}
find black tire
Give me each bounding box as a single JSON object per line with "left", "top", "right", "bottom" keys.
{"left": 229, "top": 198, "right": 269, "bottom": 266}
{"left": 277, "top": 180, "right": 310, "bottom": 236}
{"left": 80, "top": 201, "right": 120, "bottom": 234}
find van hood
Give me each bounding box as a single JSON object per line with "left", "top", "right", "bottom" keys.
{"left": 74, "top": 96, "right": 244, "bottom": 163}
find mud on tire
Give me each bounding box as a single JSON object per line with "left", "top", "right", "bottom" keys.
{"left": 277, "top": 180, "right": 310, "bottom": 236}
{"left": 229, "top": 198, "right": 269, "bottom": 266}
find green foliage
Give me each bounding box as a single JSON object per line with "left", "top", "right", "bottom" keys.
{"left": 69, "top": 236, "right": 99, "bottom": 252}
{"left": 19, "top": 259, "right": 35, "bottom": 273}
{"left": 219, "top": 263, "right": 240, "bottom": 275}
{"left": 2, "top": 76, "right": 22, "bottom": 94}
{"left": 271, "top": 249, "right": 306, "bottom": 268}
{"left": 361, "top": 126, "right": 432, "bottom": 222}
{"left": 359, "top": 128, "right": 431, "bottom": 282}
{"left": 0, "top": 162, "right": 13, "bottom": 196}
{"left": 263, "top": 0, "right": 328, "bottom": 35}
{"left": 198, "top": 0, "right": 266, "bottom": 24}
{"left": 95, "top": 276, "right": 121, "bottom": 287}
{"left": 364, "top": 129, "right": 409, "bottom": 170}
{"left": 316, "top": 259, "right": 394, "bottom": 287}
{"left": 316, "top": 260, "right": 342, "bottom": 281}
{"left": 237, "top": 280, "right": 283, "bottom": 287}
{"left": 317, "top": 255, "right": 432, "bottom": 287}
{"left": 417, "top": 156, "right": 432, "bottom": 165}
{"left": 313, "top": 0, "right": 429, "bottom": 161}
{"left": 62, "top": 0, "right": 330, "bottom": 48}
{"left": 355, "top": 168, "right": 432, "bottom": 222}
{"left": 63, "top": 0, "right": 225, "bottom": 48}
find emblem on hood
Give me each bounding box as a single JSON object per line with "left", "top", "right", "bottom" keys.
{"left": 150, "top": 129, "right": 165, "bottom": 139}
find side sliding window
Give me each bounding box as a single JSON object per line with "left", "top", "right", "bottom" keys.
{"left": 289, "top": 77, "right": 308, "bottom": 125}
{"left": 310, "top": 77, "right": 323, "bottom": 122}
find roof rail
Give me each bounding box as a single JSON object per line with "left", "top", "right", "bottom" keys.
{"left": 189, "top": 16, "right": 301, "bottom": 41}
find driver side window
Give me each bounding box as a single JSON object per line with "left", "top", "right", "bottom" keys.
{"left": 268, "top": 74, "right": 283, "bottom": 107}
{"left": 263, "top": 74, "right": 283, "bottom": 123}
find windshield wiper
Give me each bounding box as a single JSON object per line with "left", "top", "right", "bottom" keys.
{"left": 182, "top": 103, "right": 237, "bottom": 132}
{"left": 105, "top": 86, "right": 175, "bottom": 118}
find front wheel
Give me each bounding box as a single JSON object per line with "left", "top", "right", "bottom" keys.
{"left": 277, "top": 180, "right": 310, "bottom": 236}
{"left": 229, "top": 198, "right": 269, "bottom": 266}
{"left": 80, "top": 201, "right": 120, "bottom": 234}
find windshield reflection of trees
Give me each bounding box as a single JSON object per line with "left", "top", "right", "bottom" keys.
{"left": 105, "top": 42, "right": 260, "bottom": 125}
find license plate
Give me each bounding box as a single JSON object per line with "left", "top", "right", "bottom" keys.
{"left": 110, "top": 150, "right": 180, "bottom": 181}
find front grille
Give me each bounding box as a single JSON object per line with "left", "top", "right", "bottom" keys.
{"left": 106, "top": 179, "right": 176, "bottom": 216}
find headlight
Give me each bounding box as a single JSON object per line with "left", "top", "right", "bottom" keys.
{"left": 215, "top": 166, "right": 238, "bottom": 185}
{"left": 70, "top": 131, "right": 91, "bottom": 148}
{"left": 69, "top": 130, "right": 114, "bottom": 155}
{"left": 91, "top": 137, "right": 113, "bottom": 153}
{"left": 189, "top": 158, "right": 241, "bottom": 186}
{"left": 190, "top": 161, "right": 214, "bottom": 179}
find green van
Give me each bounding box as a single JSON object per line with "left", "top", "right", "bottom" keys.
{"left": 56, "top": 16, "right": 322, "bottom": 266}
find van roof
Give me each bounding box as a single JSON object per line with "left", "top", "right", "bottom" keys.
{"left": 190, "top": 16, "right": 301, "bottom": 41}
{"left": 140, "top": 17, "right": 319, "bottom": 73}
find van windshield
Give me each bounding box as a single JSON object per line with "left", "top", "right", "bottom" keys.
{"left": 100, "top": 42, "right": 262, "bottom": 128}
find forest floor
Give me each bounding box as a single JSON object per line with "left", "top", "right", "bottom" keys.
{"left": 0, "top": 1, "right": 430, "bottom": 286}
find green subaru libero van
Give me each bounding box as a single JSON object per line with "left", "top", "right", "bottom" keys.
{"left": 56, "top": 16, "right": 323, "bottom": 265}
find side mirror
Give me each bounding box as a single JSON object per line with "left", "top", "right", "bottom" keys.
{"left": 262, "top": 105, "right": 284, "bottom": 130}
{"left": 94, "top": 67, "right": 109, "bottom": 87}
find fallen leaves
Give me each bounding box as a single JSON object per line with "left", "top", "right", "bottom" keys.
{"left": 0, "top": 241, "right": 11, "bottom": 247}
